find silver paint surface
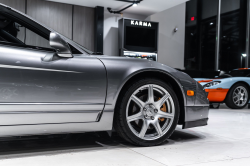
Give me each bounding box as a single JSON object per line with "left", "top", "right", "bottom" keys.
{"left": 50, "top": 32, "right": 73, "bottom": 58}
{"left": 0, "top": 44, "right": 107, "bottom": 125}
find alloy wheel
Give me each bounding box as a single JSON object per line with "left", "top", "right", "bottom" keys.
{"left": 126, "top": 84, "right": 175, "bottom": 141}
{"left": 233, "top": 86, "right": 248, "bottom": 107}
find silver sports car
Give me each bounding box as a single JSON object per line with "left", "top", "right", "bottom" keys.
{"left": 0, "top": 3, "right": 209, "bottom": 146}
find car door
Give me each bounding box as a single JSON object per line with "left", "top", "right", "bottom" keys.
{"left": 0, "top": 15, "right": 106, "bottom": 126}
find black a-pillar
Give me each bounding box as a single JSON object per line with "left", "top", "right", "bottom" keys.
{"left": 94, "top": 6, "right": 104, "bottom": 54}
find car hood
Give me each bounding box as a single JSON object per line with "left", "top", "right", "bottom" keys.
{"left": 97, "top": 55, "right": 178, "bottom": 73}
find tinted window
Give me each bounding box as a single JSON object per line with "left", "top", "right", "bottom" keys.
{"left": 0, "top": 13, "right": 52, "bottom": 49}
{"left": 229, "top": 70, "right": 250, "bottom": 77}
{"left": 219, "top": 0, "right": 247, "bottom": 71}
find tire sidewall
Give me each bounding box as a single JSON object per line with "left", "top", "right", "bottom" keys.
{"left": 120, "top": 78, "right": 180, "bottom": 146}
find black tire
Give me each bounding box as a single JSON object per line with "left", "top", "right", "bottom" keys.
{"left": 114, "top": 78, "right": 180, "bottom": 146}
{"left": 225, "top": 83, "right": 249, "bottom": 109}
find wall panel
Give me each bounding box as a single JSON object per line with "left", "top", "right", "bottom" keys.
{"left": 27, "top": 0, "right": 73, "bottom": 39}
{"left": 73, "top": 6, "right": 95, "bottom": 51}
{"left": 146, "top": 4, "right": 185, "bottom": 69}
{"left": 0, "top": 0, "right": 25, "bottom": 13}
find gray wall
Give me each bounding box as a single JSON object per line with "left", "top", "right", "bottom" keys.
{"left": 27, "top": 0, "right": 73, "bottom": 39}
{"left": 73, "top": 6, "right": 95, "bottom": 51}
{"left": 0, "top": 0, "right": 95, "bottom": 50}
{"left": 0, "top": 0, "right": 25, "bottom": 13}
{"left": 146, "top": 3, "right": 186, "bottom": 69}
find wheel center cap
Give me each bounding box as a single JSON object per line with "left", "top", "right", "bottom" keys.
{"left": 144, "top": 104, "right": 156, "bottom": 117}
{"left": 146, "top": 108, "right": 154, "bottom": 116}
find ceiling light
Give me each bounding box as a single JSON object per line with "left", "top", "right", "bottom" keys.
{"left": 242, "top": 54, "right": 247, "bottom": 57}
{"left": 133, "top": 3, "right": 138, "bottom": 7}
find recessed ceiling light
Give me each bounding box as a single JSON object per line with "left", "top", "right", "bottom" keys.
{"left": 133, "top": 3, "right": 138, "bottom": 7}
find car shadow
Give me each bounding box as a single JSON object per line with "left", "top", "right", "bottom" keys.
{"left": 0, "top": 129, "right": 204, "bottom": 159}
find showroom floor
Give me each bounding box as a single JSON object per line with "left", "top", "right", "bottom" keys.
{"left": 0, "top": 105, "right": 249, "bottom": 166}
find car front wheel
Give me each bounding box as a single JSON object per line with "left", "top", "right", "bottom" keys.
{"left": 114, "top": 78, "right": 180, "bottom": 146}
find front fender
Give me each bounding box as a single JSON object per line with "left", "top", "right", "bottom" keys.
{"left": 98, "top": 57, "right": 189, "bottom": 108}
{"left": 98, "top": 56, "right": 209, "bottom": 129}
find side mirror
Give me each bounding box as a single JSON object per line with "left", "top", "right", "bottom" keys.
{"left": 49, "top": 32, "right": 73, "bottom": 58}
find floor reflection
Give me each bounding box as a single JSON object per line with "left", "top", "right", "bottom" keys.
{"left": 0, "top": 129, "right": 203, "bottom": 159}
{"left": 170, "top": 129, "right": 205, "bottom": 142}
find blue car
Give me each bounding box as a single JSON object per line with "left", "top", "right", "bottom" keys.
{"left": 194, "top": 68, "right": 250, "bottom": 109}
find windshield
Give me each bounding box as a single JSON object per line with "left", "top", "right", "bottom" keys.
{"left": 72, "top": 41, "right": 94, "bottom": 54}
{"left": 229, "top": 70, "right": 250, "bottom": 77}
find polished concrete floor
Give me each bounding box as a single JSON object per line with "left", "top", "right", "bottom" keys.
{"left": 0, "top": 105, "right": 249, "bottom": 166}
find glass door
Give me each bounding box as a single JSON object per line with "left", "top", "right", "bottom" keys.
{"left": 219, "top": 0, "right": 247, "bottom": 71}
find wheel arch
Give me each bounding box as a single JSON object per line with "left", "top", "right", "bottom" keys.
{"left": 114, "top": 70, "right": 187, "bottom": 125}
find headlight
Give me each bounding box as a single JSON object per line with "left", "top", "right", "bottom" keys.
{"left": 203, "top": 81, "right": 221, "bottom": 88}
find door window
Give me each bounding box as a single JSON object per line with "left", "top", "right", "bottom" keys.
{"left": 0, "top": 13, "right": 52, "bottom": 49}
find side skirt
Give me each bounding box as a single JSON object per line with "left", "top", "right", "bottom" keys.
{"left": 0, "top": 111, "right": 114, "bottom": 138}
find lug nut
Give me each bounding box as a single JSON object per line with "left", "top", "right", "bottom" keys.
{"left": 154, "top": 109, "right": 158, "bottom": 113}
{"left": 151, "top": 117, "right": 155, "bottom": 120}
{"left": 144, "top": 115, "right": 148, "bottom": 119}
{"left": 143, "top": 108, "right": 147, "bottom": 111}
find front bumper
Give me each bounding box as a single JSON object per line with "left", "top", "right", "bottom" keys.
{"left": 205, "top": 89, "right": 229, "bottom": 102}
{"left": 183, "top": 106, "right": 209, "bottom": 129}
{"left": 182, "top": 81, "right": 209, "bottom": 129}
{"left": 183, "top": 118, "right": 208, "bottom": 129}
{"left": 177, "top": 73, "right": 210, "bottom": 129}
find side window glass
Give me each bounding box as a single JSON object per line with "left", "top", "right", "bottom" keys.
{"left": 0, "top": 14, "right": 52, "bottom": 49}
{"left": 25, "top": 29, "right": 51, "bottom": 48}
